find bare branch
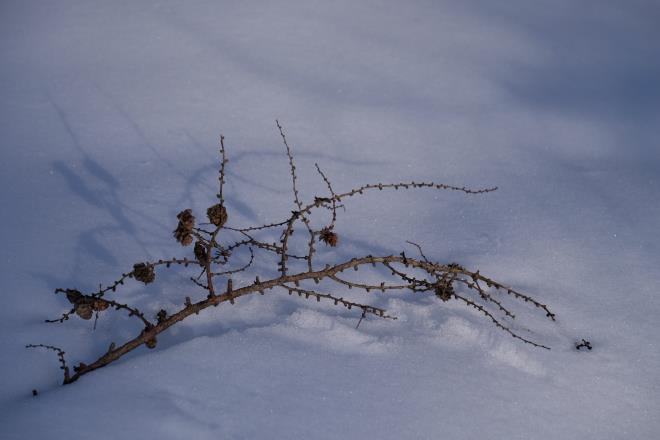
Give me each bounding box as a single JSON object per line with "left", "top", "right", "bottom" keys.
{"left": 31, "top": 126, "right": 555, "bottom": 386}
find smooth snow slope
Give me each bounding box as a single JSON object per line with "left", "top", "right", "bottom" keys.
{"left": 1, "top": 1, "right": 659, "bottom": 439}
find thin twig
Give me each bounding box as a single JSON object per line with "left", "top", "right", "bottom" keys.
{"left": 217, "top": 135, "right": 228, "bottom": 204}
{"left": 282, "top": 285, "right": 396, "bottom": 320}
{"left": 26, "top": 344, "right": 70, "bottom": 383}
{"left": 315, "top": 163, "right": 338, "bottom": 230}
{"left": 276, "top": 120, "right": 316, "bottom": 274}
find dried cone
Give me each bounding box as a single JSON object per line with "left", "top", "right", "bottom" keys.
{"left": 319, "top": 227, "right": 338, "bottom": 247}
{"left": 133, "top": 263, "right": 155, "bottom": 284}
{"left": 75, "top": 302, "right": 94, "bottom": 320}
{"left": 173, "top": 209, "right": 196, "bottom": 246}
{"left": 65, "top": 289, "right": 83, "bottom": 305}
{"left": 93, "top": 299, "right": 109, "bottom": 312}
{"left": 194, "top": 241, "right": 209, "bottom": 265}
{"left": 207, "top": 203, "right": 228, "bottom": 227}
{"left": 435, "top": 283, "right": 454, "bottom": 302}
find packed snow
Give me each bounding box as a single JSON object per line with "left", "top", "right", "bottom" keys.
{"left": 1, "top": 0, "right": 659, "bottom": 439}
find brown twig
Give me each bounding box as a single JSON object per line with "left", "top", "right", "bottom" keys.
{"left": 314, "top": 163, "right": 338, "bottom": 231}
{"left": 282, "top": 285, "right": 396, "bottom": 320}
{"left": 217, "top": 135, "right": 228, "bottom": 204}
{"left": 26, "top": 344, "right": 70, "bottom": 383}
{"left": 276, "top": 120, "right": 316, "bottom": 274}
{"left": 43, "top": 253, "right": 552, "bottom": 384}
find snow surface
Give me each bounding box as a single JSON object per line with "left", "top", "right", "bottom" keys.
{"left": 1, "top": 0, "right": 659, "bottom": 439}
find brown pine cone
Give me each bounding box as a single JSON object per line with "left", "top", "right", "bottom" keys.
{"left": 75, "top": 303, "right": 94, "bottom": 320}
{"left": 207, "top": 204, "right": 228, "bottom": 227}
{"left": 319, "top": 227, "right": 338, "bottom": 247}
{"left": 173, "top": 209, "right": 196, "bottom": 245}
{"left": 194, "top": 241, "right": 209, "bottom": 264}
{"left": 435, "top": 283, "right": 454, "bottom": 302}
{"left": 133, "top": 263, "right": 155, "bottom": 284}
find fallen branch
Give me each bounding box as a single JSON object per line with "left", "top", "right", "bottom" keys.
{"left": 30, "top": 123, "right": 555, "bottom": 385}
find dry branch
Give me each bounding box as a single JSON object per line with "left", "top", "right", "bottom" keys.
{"left": 30, "top": 123, "right": 555, "bottom": 385}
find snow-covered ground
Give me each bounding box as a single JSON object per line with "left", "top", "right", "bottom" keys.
{"left": 1, "top": 1, "right": 659, "bottom": 438}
